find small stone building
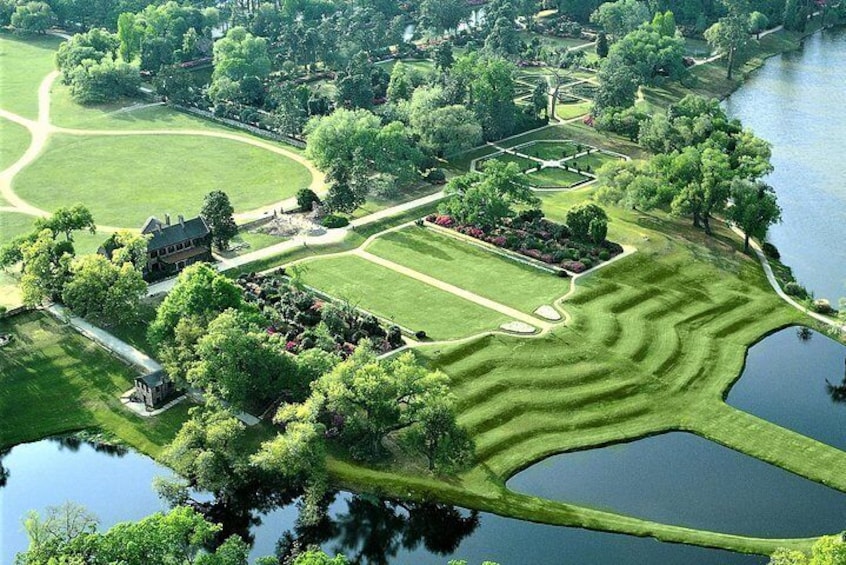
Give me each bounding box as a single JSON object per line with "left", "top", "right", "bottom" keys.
{"left": 142, "top": 214, "right": 212, "bottom": 281}
{"left": 134, "top": 370, "right": 175, "bottom": 410}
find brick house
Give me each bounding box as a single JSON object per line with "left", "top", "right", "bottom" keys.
{"left": 142, "top": 214, "right": 212, "bottom": 281}
{"left": 133, "top": 370, "right": 175, "bottom": 410}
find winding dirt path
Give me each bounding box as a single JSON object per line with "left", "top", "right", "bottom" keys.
{"left": 0, "top": 70, "right": 326, "bottom": 231}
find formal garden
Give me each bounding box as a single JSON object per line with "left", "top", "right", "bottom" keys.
{"left": 474, "top": 140, "right": 628, "bottom": 189}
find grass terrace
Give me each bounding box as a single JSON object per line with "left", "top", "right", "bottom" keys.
{"left": 520, "top": 140, "right": 581, "bottom": 161}
{"left": 13, "top": 134, "right": 313, "bottom": 227}
{"left": 297, "top": 254, "right": 509, "bottom": 340}
{"left": 555, "top": 100, "right": 592, "bottom": 120}
{"left": 366, "top": 226, "right": 569, "bottom": 314}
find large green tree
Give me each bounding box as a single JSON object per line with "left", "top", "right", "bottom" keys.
{"left": 10, "top": 1, "right": 54, "bottom": 33}
{"left": 705, "top": 11, "right": 750, "bottom": 79}
{"left": 62, "top": 253, "right": 146, "bottom": 325}
{"left": 728, "top": 179, "right": 782, "bottom": 252}
{"left": 212, "top": 26, "right": 270, "bottom": 83}
{"left": 590, "top": 0, "right": 651, "bottom": 39}
{"left": 201, "top": 190, "right": 238, "bottom": 251}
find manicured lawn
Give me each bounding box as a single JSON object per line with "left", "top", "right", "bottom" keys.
{"left": 0, "top": 34, "right": 64, "bottom": 119}
{"left": 524, "top": 166, "right": 589, "bottom": 187}
{"left": 366, "top": 226, "right": 568, "bottom": 313}
{"left": 555, "top": 100, "right": 592, "bottom": 120}
{"left": 478, "top": 152, "right": 537, "bottom": 172}
{"left": 14, "top": 134, "right": 313, "bottom": 227}
{"left": 218, "top": 230, "right": 287, "bottom": 258}
{"left": 350, "top": 182, "right": 442, "bottom": 220}
{"left": 0, "top": 311, "right": 189, "bottom": 456}
{"left": 520, "top": 140, "right": 580, "bottom": 161}
{"left": 0, "top": 210, "right": 37, "bottom": 240}
{"left": 0, "top": 118, "right": 30, "bottom": 170}
{"left": 298, "top": 254, "right": 508, "bottom": 340}
{"left": 566, "top": 150, "right": 624, "bottom": 172}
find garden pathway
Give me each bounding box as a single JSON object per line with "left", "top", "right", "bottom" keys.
{"left": 0, "top": 70, "right": 326, "bottom": 232}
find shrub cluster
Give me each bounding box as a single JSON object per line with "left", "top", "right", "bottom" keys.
{"left": 426, "top": 209, "right": 622, "bottom": 272}
{"left": 237, "top": 273, "right": 403, "bottom": 356}
{"left": 321, "top": 214, "right": 350, "bottom": 228}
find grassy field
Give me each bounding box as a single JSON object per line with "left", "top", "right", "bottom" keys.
{"left": 555, "top": 100, "right": 592, "bottom": 120}
{"left": 0, "top": 311, "right": 189, "bottom": 456}
{"left": 0, "top": 34, "right": 64, "bottom": 118}
{"left": 478, "top": 152, "right": 537, "bottom": 171}
{"left": 366, "top": 226, "right": 569, "bottom": 313}
{"left": 0, "top": 118, "right": 30, "bottom": 170}
{"left": 13, "top": 134, "right": 312, "bottom": 227}
{"left": 567, "top": 150, "right": 624, "bottom": 172}
{"left": 298, "top": 254, "right": 509, "bottom": 340}
{"left": 525, "top": 166, "right": 589, "bottom": 187}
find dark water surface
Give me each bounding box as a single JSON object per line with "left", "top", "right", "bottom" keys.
{"left": 507, "top": 432, "right": 846, "bottom": 539}
{"left": 1, "top": 439, "right": 762, "bottom": 565}
{"left": 724, "top": 28, "right": 846, "bottom": 303}
{"left": 728, "top": 326, "right": 846, "bottom": 450}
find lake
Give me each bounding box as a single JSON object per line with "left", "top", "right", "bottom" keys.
{"left": 724, "top": 28, "right": 846, "bottom": 303}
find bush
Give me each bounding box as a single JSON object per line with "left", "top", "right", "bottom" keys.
{"left": 297, "top": 188, "right": 321, "bottom": 212}
{"left": 763, "top": 241, "right": 780, "bottom": 260}
{"left": 561, "top": 260, "right": 587, "bottom": 273}
{"left": 321, "top": 214, "right": 349, "bottom": 228}
{"left": 414, "top": 330, "right": 427, "bottom": 340}
{"left": 784, "top": 281, "right": 808, "bottom": 299}
{"left": 425, "top": 168, "right": 446, "bottom": 184}
{"left": 580, "top": 257, "right": 594, "bottom": 269}
{"left": 566, "top": 203, "right": 608, "bottom": 241}
{"left": 598, "top": 250, "right": 611, "bottom": 261}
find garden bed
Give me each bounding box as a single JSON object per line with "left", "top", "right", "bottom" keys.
{"left": 425, "top": 212, "right": 623, "bottom": 274}
{"left": 236, "top": 272, "right": 405, "bottom": 356}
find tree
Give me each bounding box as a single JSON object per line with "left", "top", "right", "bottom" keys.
{"left": 10, "top": 1, "right": 54, "bottom": 34}
{"left": 566, "top": 203, "right": 610, "bottom": 241}
{"left": 749, "top": 11, "right": 769, "bottom": 39}
{"left": 148, "top": 262, "right": 245, "bottom": 348}
{"left": 212, "top": 26, "right": 270, "bottom": 85}
{"left": 62, "top": 254, "right": 146, "bottom": 325}
{"left": 297, "top": 188, "right": 321, "bottom": 212}
{"left": 441, "top": 161, "right": 540, "bottom": 229}
{"left": 590, "top": 0, "right": 651, "bottom": 39}
{"left": 728, "top": 179, "right": 781, "bottom": 252}
{"left": 251, "top": 420, "right": 327, "bottom": 492}
{"left": 386, "top": 61, "right": 414, "bottom": 101}
{"left": 783, "top": 0, "right": 809, "bottom": 31}
{"left": 67, "top": 58, "right": 141, "bottom": 104}
{"left": 201, "top": 190, "right": 238, "bottom": 251}
{"left": 407, "top": 89, "right": 482, "bottom": 156}
{"left": 335, "top": 51, "right": 374, "bottom": 109}
{"left": 769, "top": 535, "right": 846, "bottom": 564}
{"left": 466, "top": 56, "right": 518, "bottom": 140}
{"left": 705, "top": 12, "right": 750, "bottom": 79}
{"left": 596, "top": 31, "right": 609, "bottom": 57}
{"left": 33, "top": 204, "right": 95, "bottom": 241}
{"left": 293, "top": 550, "right": 350, "bottom": 565}
{"left": 19, "top": 229, "right": 74, "bottom": 305}
{"left": 421, "top": 0, "right": 468, "bottom": 34}
{"left": 161, "top": 406, "right": 248, "bottom": 504}
{"left": 530, "top": 79, "right": 548, "bottom": 120}
{"left": 433, "top": 41, "right": 455, "bottom": 72}
{"left": 188, "top": 309, "right": 300, "bottom": 412}
{"left": 594, "top": 54, "right": 638, "bottom": 112}
{"left": 608, "top": 22, "right": 687, "bottom": 85}
{"left": 404, "top": 397, "right": 474, "bottom": 471}
{"left": 17, "top": 502, "right": 97, "bottom": 564}
{"left": 484, "top": 16, "right": 520, "bottom": 56}
{"left": 55, "top": 28, "right": 119, "bottom": 81}
{"left": 116, "top": 11, "right": 142, "bottom": 62}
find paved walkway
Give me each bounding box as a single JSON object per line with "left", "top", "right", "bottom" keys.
{"left": 734, "top": 228, "right": 846, "bottom": 333}
{"left": 45, "top": 303, "right": 162, "bottom": 372}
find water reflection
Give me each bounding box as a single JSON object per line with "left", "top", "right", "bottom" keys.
{"left": 0, "top": 447, "right": 10, "bottom": 488}
{"left": 49, "top": 435, "right": 129, "bottom": 457}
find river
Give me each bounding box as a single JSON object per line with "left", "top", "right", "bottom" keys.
{"left": 724, "top": 28, "right": 846, "bottom": 304}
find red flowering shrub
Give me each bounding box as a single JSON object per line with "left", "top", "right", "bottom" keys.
{"left": 561, "top": 260, "right": 587, "bottom": 273}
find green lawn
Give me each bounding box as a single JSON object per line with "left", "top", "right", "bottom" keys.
{"left": 217, "top": 230, "right": 287, "bottom": 258}
{"left": 298, "top": 254, "right": 508, "bottom": 340}
{"left": 0, "top": 118, "right": 30, "bottom": 170}
{"left": 525, "top": 166, "right": 589, "bottom": 187}
{"left": 13, "top": 134, "right": 313, "bottom": 227}
{"left": 0, "top": 311, "right": 189, "bottom": 457}
{"left": 519, "top": 140, "right": 580, "bottom": 161}
{"left": 566, "top": 150, "right": 624, "bottom": 172}
{"left": 0, "top": 33, "right": 64, "bottom": 119}
{"left": 555, "top": 100, "right": 593, "bottom": 120}
{"left": 367, "top": 226, "right": 568, "bottom": 313}
{"left": 478, "top": 152, "right": 538, "bottom": 172}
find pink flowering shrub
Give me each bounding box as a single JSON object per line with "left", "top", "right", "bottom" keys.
{"left": 561, "top": 260, "right": 587, "bottom": 273}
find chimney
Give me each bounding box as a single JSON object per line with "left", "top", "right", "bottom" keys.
{"left": 178, "top": 215, "right": 185, "bottom": 226}
{"left": 165, "top": 213, "right": 170, "bottom": 226}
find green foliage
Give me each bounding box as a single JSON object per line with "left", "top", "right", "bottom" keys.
{"left": 19, "top": 229, "right": 74, "bottom": 305}
{"left": 769, "top": 534, "right": 846, "bottom": 564}
{"left": 705, "top": 11, "right": 750, "bottom": 79}
{"left": 201, "top": 190, "right": 238, "bottom": 251}
{"left": 161, "top": 406, "right": 248, "bottom": 502}
{"left": 293, "top": 550, "right": 350, "bottom": 565}
{"left": 594, "top": 54, "right": 638, "bottom": 112}
{"left": 321, "top": 214, "right": 350, "bottom": 228}
{"left": 116, "top": 11, "right": 142, "bottom": 62}
{"left": 609, "top": 22, "right": 687, "bottom": 85}
{"left": 728, "top": 179, "right": 782, "bottom": 252}
{"left": 33, "top": 204, "right": 95, "bottom": 242}
{"left": 421, "top": 0, "right": 468, "bottom": 33}
{"left": 441, "top": 161, "right": 540, "bottom": 229}
{"left": 212, "top": 26, "right": 270, "bottom": 83}
{"left": 189, "top": 309, "right": 300, "bottom": 412}
{"left": 10, "top": 1, "right": 53, "bottom": 33}
{"left": 55, "top": 28, "right": 120, "bottom": 82}
{"left": 62, "top": 254, "right": 146, "bottom": 325}
{"left": 67, "top": 57, "right": 141, "bottom": 104}
{"left": 297, "top": 188, "right": 321, "bottom": 212}
{"left": 596, "top": 31, "right": 609, "bottom": 58}
{"left": 566, "top": 202, "right": 609, "bottom": 241}
{"left": 590, "top": 0, "right": 651, "bottom": 39}
{"left": 16, "top": 502, "right": 97, "bottom": 565}
{"left": 148, "top": 263, "right": 245, "bottom": 348}
{"left": 408, "top": 86, "right": 483, "bottom": 156}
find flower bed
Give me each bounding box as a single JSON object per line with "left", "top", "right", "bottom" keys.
{"left": 237, "top": 272, "right": 404, "bottom": 357}
{"left": 425, "top": 212, "right": 623, "bottom": 274}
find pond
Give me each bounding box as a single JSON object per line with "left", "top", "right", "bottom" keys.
{"left": 724, "top": 27, "right": 846, "bottom": 303}
{"left": 506, "top": 432, "right": 846, "bottom": 539}
{"left": 727, "top": 325, "right": 846, "bottom": 451}
{"left": 1, "top": 439, "right": 761, "bottom": 565}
